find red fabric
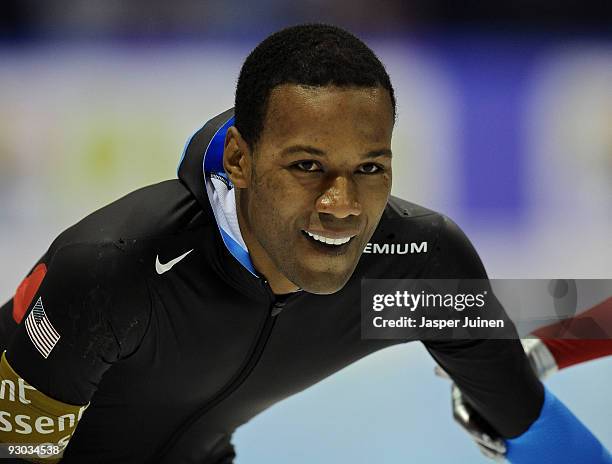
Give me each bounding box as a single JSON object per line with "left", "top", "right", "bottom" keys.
{"left": 533, "top": 297, "right": 612, "bottom": 369}
{"left": 539, "top": 339, "right": 612, "bottom": 369}
{"left": 12, "top": 263, "right": 47, "bottom": 324}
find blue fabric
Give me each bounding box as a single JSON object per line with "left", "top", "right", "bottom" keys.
{"left": 219, "top": 227, "right": 257, "bottom": 275}
{"left": 203, "top": 116, "right": 235, "bottom": 174}
{"left": 194, "top": 114, "right": 258, "bottom": 276}
{"left": 506, "top": 387, "right": 612, "bottom": 464}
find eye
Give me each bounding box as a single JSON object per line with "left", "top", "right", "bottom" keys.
{"left": 293, "top": 160, "right": 322, "bottom": 172}
{"left": 358, "top": 163, "right": 383, "bottom": 174}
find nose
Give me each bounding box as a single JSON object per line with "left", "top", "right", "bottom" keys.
{"left": 315, "top": 175, "right": 362, "bottom": 218}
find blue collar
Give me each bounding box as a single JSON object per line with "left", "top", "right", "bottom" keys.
{"left": 182, "top": 115, "right": 258, "bottom": 276}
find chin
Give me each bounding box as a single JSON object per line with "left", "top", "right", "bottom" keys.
{"left": 295, "top": 268, "right": 353, "bottom": 295}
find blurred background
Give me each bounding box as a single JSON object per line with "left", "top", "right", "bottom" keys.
{"left": 0, "top": 2, "right": 611, "bottom": 462}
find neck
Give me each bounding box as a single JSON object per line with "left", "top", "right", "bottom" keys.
{"left": 235, "top": 190, "right": 300, "bottom": 295}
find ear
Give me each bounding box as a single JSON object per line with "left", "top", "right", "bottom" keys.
{"left": 223, "top": 126, "right": 252, "bottom": 189}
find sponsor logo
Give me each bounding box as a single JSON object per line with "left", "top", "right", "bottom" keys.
{"left": 0, "top": 356, "right": 88, "bottom": 454}
{"left": 363, "top": 242, "right": 428, "bottom": 255}
{"left": 0, "top": 408, "right": 87, "bottom": 435}
{"left": 24, "top": 298, "right": 60, "bottom": 359}
{"left": 155, "top": 249, "right": 194, "bottom": 275}
{"left": 0, "top": 377, "right": 36, "bottom": 405}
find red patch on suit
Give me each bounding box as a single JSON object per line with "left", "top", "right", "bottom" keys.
{"left": 12, "top": 263, "right": 47, "bottom": 324}
{"left": 534, "top": 296, "right": 612, "bottom": 369}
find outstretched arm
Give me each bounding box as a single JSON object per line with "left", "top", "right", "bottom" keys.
{"left": 422, "top": 216, "right": 611, "bottom": 462}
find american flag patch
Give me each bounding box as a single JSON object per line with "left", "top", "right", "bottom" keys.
{"left": 24, "top": 297, "right": 60, "bottom": 359}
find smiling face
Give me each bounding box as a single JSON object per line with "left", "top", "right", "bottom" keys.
{"left": 224, "top": 84, "right": 394, "bottom": 294}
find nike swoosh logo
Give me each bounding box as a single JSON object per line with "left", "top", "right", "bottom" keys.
{"left": 155, "top": 249, "right": 194, "bottom": 275}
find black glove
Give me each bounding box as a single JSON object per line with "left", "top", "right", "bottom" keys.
{"left": 435, "top": 338, "right": 559, "bottom": 461}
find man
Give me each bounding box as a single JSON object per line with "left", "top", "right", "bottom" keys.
{"left": 0, "top": 24, "right": 609, "bottom": 463}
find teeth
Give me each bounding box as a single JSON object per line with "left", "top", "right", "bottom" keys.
{"left": 305, "top": 231, "right": 352, "bottom": 246}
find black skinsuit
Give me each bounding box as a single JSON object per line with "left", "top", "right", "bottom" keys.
{"left": 0, "top": 109, "right": 542, "bottom": 463}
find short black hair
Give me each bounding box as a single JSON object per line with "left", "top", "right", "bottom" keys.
{"left": 234, "top": 24, "right": 396, "bottom": 148}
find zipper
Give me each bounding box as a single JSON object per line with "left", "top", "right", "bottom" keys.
{"left": 151, "top": 279, "right": 283, "bottom": 462}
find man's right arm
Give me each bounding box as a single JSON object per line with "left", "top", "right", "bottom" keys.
{"left": 0, "top": 242, "right": 151, "bottom": 462}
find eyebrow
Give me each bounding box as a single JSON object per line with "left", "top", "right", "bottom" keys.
{"left": 279, "top": 145, "right": 392, "bottom": 159}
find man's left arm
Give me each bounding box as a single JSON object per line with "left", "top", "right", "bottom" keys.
{"left": 420, "top": 216, "right": 611, "bottom": 462}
